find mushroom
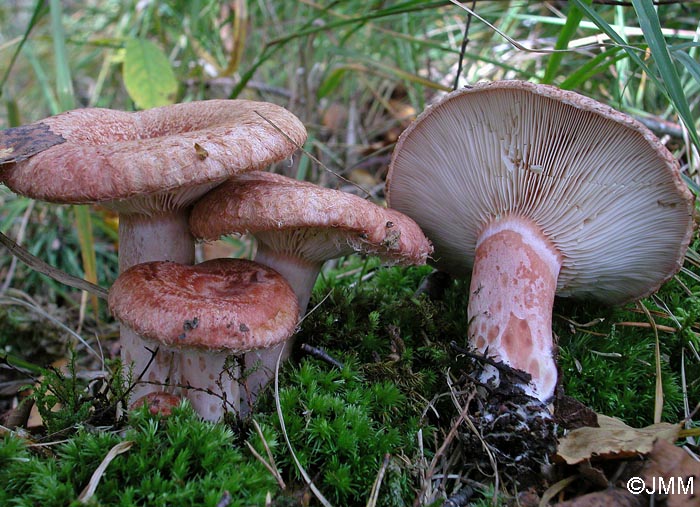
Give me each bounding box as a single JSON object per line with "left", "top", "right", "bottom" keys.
{"left": 108, "top": 258, "right": 299, "bottom": 420}
{"left": 386, "top": 80, "right": 695, "bottom": 401}
{"left": 130, "top": 391, "right": 182, "bottom": 417}
{"left": 0, "top": 100, "right": 306, "bottom": 401}
{"left": 189, "top": 171, "right": 432, "bottom": 410}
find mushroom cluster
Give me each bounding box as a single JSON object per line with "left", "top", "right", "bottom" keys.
{"left": 189, "top": 171, "right": 433, "bottom": 410}
{"left": 0, "top": 99, "right": 306, "bottom": 416}
{"left": 1, "top": 99, "right": 433, "bottom": 420}
{"left": 386, "top": 80, "right": 695, "bottom": 402}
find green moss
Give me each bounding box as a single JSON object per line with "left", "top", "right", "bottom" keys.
{"left": 555, "top": 251, "right": 700, "bottom": 427}
{"left": 304, "top": 254, "right": 698, "bottom": 430}
{"left": 252, "top": 358, "right": 426, "bottom": 506}
{"left": 3, "top": 249, "right": 697, "bottom": 505}
{"left": 0, "top": 403, "right": 276, "bottom": 506}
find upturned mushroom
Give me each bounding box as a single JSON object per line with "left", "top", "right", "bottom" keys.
{"left": 109, "top": 258, "right": 299, "bottom": 420}
{"left": 189, "top": 171, "right": 433, "bottom": 409}
{"left": 0, "top": 100, "right": 306, "bottom": 401}
{"left": 386, "top": 81, "right": 694, "bottom": 401}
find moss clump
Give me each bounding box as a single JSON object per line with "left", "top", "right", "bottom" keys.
{"left": 252, "top": 358, "right": 426, "bottom": 506}
{"left": 0, "top": 403, "right": 276, "bottom": 506}
{"left": 555, "top": 254, "right": 700, "bottom": 427}
{"left": 302, "top": 254, "right": 698, "bottom": 429}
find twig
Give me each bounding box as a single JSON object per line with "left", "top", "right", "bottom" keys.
{"left": 300, "top": 343, "right": 344, "bottom": 370}
{"left": 615, "top": 321, "right": 677, "bottom": 333}
{"left": 121, "top": 346, "right": 160, "bottom": 403}
{"left": 446, "top": 377, "right": 499, "bottom": 503}
{"left": 78, "top": 440, "right": 133, "bottom": 503}
{"left": 415, "top": 392, "right": 473, "bottom": 507}
{"left": 638, "top": 301, "right": 663, "bottom": 424}
{"left": 449, "top": 341, "right": 531, "bottom": 384}
{"left": 246, "top": 418, "right": 286, "bottom": 490}
{"left": 0, "top": 229, "right": 108, "bottom": 300}
{"left": 297, "top": 288, "right": 333, "bottom": 327}
{"left": 366, "top": 453, "right": 391, "bottom": 507}
{"left": 448, "top": 0, "right": 646, "bottom": 55}
{"left": 452, "top": 0, "right": 476, "bottom": 91}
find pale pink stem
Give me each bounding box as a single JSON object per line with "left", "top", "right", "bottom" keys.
{"left": 118, "top": 211, "right": 194, "bottom": 403}
{"left": 179, "top": 351, "right": 240, "bottom": 421}
{"left": 467, "top": 216, "right": 561, "bottom": 401}
{"left": 239, "top": 246, "right": 319, "bottom": 416}
{"left": 118, "top": 211, "right": 195, "bottom": 272}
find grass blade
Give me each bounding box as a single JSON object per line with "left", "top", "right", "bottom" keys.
{"left": 23, "top": 43, "right": 60, "bottom": 115}
{"left": 74, "top": 206, "right": 100, "bottom": 318}
{"left": 50, "top": 0, "right": 99, "bottom": 317}
{"left": 560, "top": 46, "right": 626, "bottom": 89}
{"left": 49, "top": 0, "right": 75, "bottom": 111}
{"left": 632, "top": 0, "right": 699, "bottom": 149}
{"left": 671, "top": 47, "right": 700, "bottom": 89}
{"left": 542, "top": 0, "right": 592, "bottom": 84}
{"left": 0, "top": 0, "right": 47, "bottom": 98}
{"left": 230, "top": 0, "right": 445, "bottom": 99}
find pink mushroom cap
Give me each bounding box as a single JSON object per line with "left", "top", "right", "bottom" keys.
{"left": 0, "top": 100, "right": 307, "bottom": 213}
{"left": 189, "top": 171, "right": 433, "bottom": 268}
{"left": 108, "top": 258, "right": 299, "bottom": 352}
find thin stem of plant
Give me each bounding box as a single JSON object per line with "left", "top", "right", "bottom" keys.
{"left": 274, "top": 345, "right": 332, "bottom": 507}
{"left": 0, "top": 230, "right": 108, "bottom": 299}
{"left": 452, "top": 0, "right": 476, "bottom": 90}
{"left": 1, "top": 200, "right": 34, "bottom": 293}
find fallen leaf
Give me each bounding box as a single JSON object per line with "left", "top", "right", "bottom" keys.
{"left": 643, "top": 439, "right": 700, "bottom": 507}
{"left": 555, "top": 393, "right": 599, "bottom": 430}
{"left": 0, "top": 123, "right": 66, "bottom": 165}
{"left": 556, "top": 414, "right": 680, "bottom": 465}
{"left": 552, "top": 488, "right": 644, "bottom": 506}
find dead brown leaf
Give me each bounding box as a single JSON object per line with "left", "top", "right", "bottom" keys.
{"left": 0, "top": 122, "right": 66, "bottom": 164}
{"left": 552, "top": 488, "right": 644, "bottom": 507}
{"left": 556, "top": 414, "right": 680, "bottom": 465}
{"left": 643, "top": 439, "right": 700, "bottom": 507}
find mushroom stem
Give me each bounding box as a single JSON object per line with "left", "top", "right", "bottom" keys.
{"left": 118, "top": 211, "right": 195, "bottom": 271}
{"left": 240, "top": 246, "right": 319, "bottom": 416}
{"left": 467, "top": 216, "right": 561, "bottom": 401}
{"left": 254, "top": 246, "right": 322, "bottom": 313}
{"left": 179, "top": 350, "right": 240, "bottom": 422}
{"left": 117, "top": 210, "right": 195, "bottom": 402}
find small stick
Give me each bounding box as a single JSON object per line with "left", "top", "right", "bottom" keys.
{"left": 0, "top": 229, "right": 108, "bottom": 299}
{"left": 246, "top": 418, "right": 286, "bottom": 490}
{"left": 366, "top": 453, "right": 391, "bottom": 507}
{"left": 450, "top": 341, "right": 531, "bottom": 384}
{"left": 452, "top": 0, "right": 477, "bottom": 91}
{"left": 300, "top": 343, "right": 344, "bottom": 370}
{"left": 78, "top": 441, "right": 133, "bottom": 503}
{"left": 615, "top": 321, "right": 677, "bottom": 333}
